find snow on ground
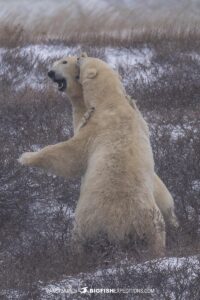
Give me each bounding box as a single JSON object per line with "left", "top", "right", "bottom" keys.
{"left": 20, "top": 45, "right": 76, "bottom": 61}
{"left": 0, "top": 44, "right": 161, "bottom": 91}
{"left": 29, "top": 198, "right": 74, "bottom": 217}
{"left": 148, "top": 122, "right": 199, "bottom": 143}
{"left": 105, "top": 46, "right": 163, "bottom": 84}
{"left": 3, "top": 255, "right": 196, "bottom": 299}
{"left": 167, "top": 124, "right": 197, "bottom": 141}
{"left": 20, "top": 44, "right": 154, "bottom": 67}
{"left": 105, "top": 47, "right": 154, "bottom": 68}
{"left": 39, "top": 255, "right": 199, "bottom": 298}
{"left": 1, "top": 45, "right": 200, "bottom": 90}
{"left": 189, "top": 52, "right": 200, "bottom": 63}
{"left": 192, "top": 180, "right": 200, "bottom": 192}
{"left": 2, "top": 250, "right": 197, "bottom": 299}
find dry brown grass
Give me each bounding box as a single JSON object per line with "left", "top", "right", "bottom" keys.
{"left": 1, "top": 0, "right": 200, "bottom": 43}
{"left": 1, "top": 5, "right": 200, "bottom": 48}
{"left": 1, "top": 25, "right": 199, "bottom": 48}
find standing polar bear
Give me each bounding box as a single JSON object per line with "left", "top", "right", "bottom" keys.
{"left": 19, "top": 55, "right": 166, "bottom": 256}
{"left": 48, "top": 55, "right": 178, "bottom": 229}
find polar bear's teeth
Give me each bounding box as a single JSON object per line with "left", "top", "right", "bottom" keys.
{"left": 58, "top": 82, "right": 63, "bottom": 90}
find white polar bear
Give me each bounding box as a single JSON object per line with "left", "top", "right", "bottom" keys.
{"left": 47, "top": 55, "right": 178, "bottom": 229}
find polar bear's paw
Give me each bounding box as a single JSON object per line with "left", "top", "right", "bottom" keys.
{"left": 18, "top": 152, "right": 37, "bottom": 166}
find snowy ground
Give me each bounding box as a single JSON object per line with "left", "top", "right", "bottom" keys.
{"left": 40, "top": 256, "right": 199, "bottom": 299}
{"left": 1, "top": 44, "right": 155, "bottom": 89}
{"left": 1, "top": 44, "right": 200, "bottom": 91}
{"left": 1, "top": 256, "right": 199, "bottom": 299}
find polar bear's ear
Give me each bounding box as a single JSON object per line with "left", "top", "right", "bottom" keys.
{"left": 86, "top": 68, "right": 98, "bottom": 79}
{"left": 80, "top": 52, "right": 88, "bottom": 58}
{"left": 76, "top": 52, "right": 88, "bottom": 67}
{"left": 77, "top": 52, "right": 88, "bottom": 63}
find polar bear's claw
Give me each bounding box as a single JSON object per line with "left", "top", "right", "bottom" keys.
{"left": 18, "top": 152, "right": 36, "bottom": 166}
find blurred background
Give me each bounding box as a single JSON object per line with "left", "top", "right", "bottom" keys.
{"left": 1, "top": 0, "right": 200, "bottom": 39}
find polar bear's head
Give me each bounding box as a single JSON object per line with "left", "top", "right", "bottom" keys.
{"left": 77, "top": 54, "right": 121, "bottom": 87}
{"left": 48, "top": 56, "right": 82, "bottom": 98}
{"left": 77, "top": 54, "right": 125, "bottom": 108}
{"left": 77, "top": 54, "right": 108, "bottom": 83}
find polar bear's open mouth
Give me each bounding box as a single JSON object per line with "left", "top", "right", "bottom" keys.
{"left": 48, "top": 71, "right": 67, "bottom": 92}
{"left": 55, "top": 78, "right": 67, "bottom": 92}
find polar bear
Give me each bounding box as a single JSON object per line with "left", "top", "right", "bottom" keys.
{"left": 76, "top": 55, "right": 166, "bottom": 255}
{"left": 19, "top": 55, "right": 166, "bottom": 256}
{"left": 47, "top": 55, "right": 178, "bottom": 229}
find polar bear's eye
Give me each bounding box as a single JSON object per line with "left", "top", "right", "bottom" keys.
{"left": 62, "top": 61, "right": 67, "bottom": 64}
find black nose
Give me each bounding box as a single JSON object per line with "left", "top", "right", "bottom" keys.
{"left": 48, "top": 70, "right": 55, "bottom": 79}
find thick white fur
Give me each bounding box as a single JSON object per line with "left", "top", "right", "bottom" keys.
{"left": 74, "top": 56, "right": 166, "bottom": 255}
{"left": 47, "top": 55, "right": 178, "bottom": 229}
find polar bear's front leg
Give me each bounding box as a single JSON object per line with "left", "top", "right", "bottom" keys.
{"left": 18, "top": 136, "right": 87, "bottom": 178}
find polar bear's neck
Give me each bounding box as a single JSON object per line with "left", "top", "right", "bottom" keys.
{"left": 67, "top": 93, "right": 87, "bottom": 132}
{"left": 82, "top": 77, "right": 125, "bottom": 110}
